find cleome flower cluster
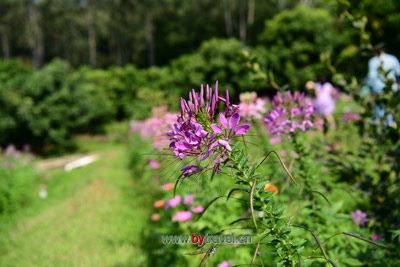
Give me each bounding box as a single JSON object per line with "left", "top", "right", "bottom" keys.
{"left": 264, "top": 91, "right": 314, "bottom": 144}
{"left": 168, "top": 82, "right": 250, "bottom": 175}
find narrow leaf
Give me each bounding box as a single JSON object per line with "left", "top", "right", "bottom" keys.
{"left": 229, "top": 217, "right": 251, "bottom": 225}
{"left": 310, "top": 190, "right": 332, "bottom": 206}
{"left": 342, "top": 232, "right": 387, "bottom": 248}
{"left": 196, "top": 196, "right": 224, "bottom": 220}
{"left": 256, "top": 151, "right": 297, "bottom": 185}
{"left": 227, "top": 187, "right": 247, "bottom": 200}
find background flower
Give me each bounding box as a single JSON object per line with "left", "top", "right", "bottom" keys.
{"left": 172, "top": 211, "right": 192, "bottom": 222}
{"left": 264, "top": 91, "right": 314, "bottom": 143}
{"left": 351, "top": 210, "right": 368, "bottom": 226}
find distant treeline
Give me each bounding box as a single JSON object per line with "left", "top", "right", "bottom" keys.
{"left": 1, "top": 2, "right": 400, "bottom": 153}
{"left": 0, "top": 0, "right": 399, "bottom": 68}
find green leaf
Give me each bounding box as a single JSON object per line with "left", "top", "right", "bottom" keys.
{"left": 343, "top": 258, "right": 363, "bottom": 266}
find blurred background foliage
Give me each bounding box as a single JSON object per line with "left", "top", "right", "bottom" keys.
{"left": 0, "top": 0, "right": 399, "bottom": 152}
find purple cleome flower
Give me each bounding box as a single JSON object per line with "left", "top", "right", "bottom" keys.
{"left": 264, "top": 91, "right": 314, "bottom": 144}
{"left": 168, "top": 81, "right": 250, "bottom": 176}
{"left": 351, "top": 210, "right": 368, "bottom": 226}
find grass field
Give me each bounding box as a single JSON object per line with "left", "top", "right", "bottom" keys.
{"left": 0, "top": 139, "right": 151, "bottom": 267}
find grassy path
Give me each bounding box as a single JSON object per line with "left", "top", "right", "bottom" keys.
{"left": 0, "top": 142, "right": 150, "bottom": 267}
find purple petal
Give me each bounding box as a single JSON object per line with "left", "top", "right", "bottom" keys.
{"left": 234, "top": 124, "right": 250, "bottom": 135}
{"left": 211, "top": 124, "right": 223, "bottom": 134}
{"left": 225, "top": 89, "right": 230, "bottom": 107}
{"left": 211, "top": 96, "right": 216, "bottom": 114}
{"left": 218, "top": 140, "right": 232, "bottom": 151}
{"left": 175, "top": 141, "right": 191, "bottom": 150}
{"left": 201, "top": 149, "right": 212, "bottom": 160}
{"left": 230, "top": 113, "right": 240, "bottom": 129}
{"left": 219, "top": 113, "right": 228, "bottom": 129}
{"left": 180, "top": 98, "right": 186, "bottom": 115}
{"left": 209, "top": 133, "right": 216, "bottom": 141}
{"left": 200, "top": 84, "right": 204, "bottom": 106}
{"left": 192, "top": 89, "right": 198, "bottom": 112}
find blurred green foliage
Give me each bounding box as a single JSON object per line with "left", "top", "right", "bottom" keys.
{"left": 0, "top": 38, "right": 269, "bottom": 152}
{"left": 258, "top": 5, "right": 336, "bottom": 88}
{"left": 0, "top": 60, "right": 114, "bottom": 152}
{"left": 0, "top": 150, "right": 39, "bottom": 216}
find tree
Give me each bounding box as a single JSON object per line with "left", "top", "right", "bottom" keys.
{"left": 258, "top": 5, "right": 336, "bottom": 88}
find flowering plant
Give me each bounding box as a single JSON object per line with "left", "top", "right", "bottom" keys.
{"left": 168, "top": 82, "right": 250, "bottom": 174}
{"left": 163, "top": 83, "right": 385, "bottom": 266}
{"left": 264, "top": 91, "right": 314, "bottom": 144}
{"left": 238, "top": 92, "right": 266, "bottom": 120}
{"left": 130, "top": 105, "right": 178, "bottom": 150}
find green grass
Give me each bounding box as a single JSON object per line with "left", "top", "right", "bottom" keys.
{"left": 0, "top": 139, "right": 151, "bottom": 267}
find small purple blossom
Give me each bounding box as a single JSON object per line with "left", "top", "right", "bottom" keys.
{"left": 351, "top": 210, "right": 368, "bottom": 226}
{"left": 191, "top": 205, "right": 204, "bottom": 213}
{"left": 181, "top": 165, "right": 203, "bottom": 177}
{"left": 264, "top": 91, "right": 314, "bottom": 144}
{"left": 342, "top": 111, "right": 361, "bottom": 123}
{"left": 166, "top": 195, "right": 182, "bottom": 209}
{"left": 218, "top": 260, "right": 232, "bottom": 267}
{"left": 371, "top": 234, "right": 382, "bottom": 241}
{"left": 172, "top": 211, "right": 193, "bottom": 222}
{"left": 183, "top": 193, "right": 194, "bottom": 205}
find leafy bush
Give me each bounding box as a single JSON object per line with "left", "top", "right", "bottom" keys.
{"left": 129, "top": 85, "right": 386, "bottom": 266}
{"left": 259, "top": 5, "right": 336, "bottom": 88}
{"left": 0, "top": 59, "right": 114, "bottom": 153}
{"left": 169, "top": 38, "right": 269, "bottom": 99}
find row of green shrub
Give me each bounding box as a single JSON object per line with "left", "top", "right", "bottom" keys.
{"left": 0, "top": 38, "right": 266, "bottom": 153}
{"left": 0, "top": 6, "right": 364, "bottom": 153}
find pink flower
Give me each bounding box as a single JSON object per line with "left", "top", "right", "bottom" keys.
{"left": 184, "top": 193, "right": 194, "bottom": 205}
{"left": 351, "top": 210, "right": 368, "bottom": 226}
{"left": 269, "top": 136, "right": 282, "bottom": 145}
{"left": 172, "top": 211, "right": 192, "bottom": 222}
{"left": 218, "top": 261, "right": 232, "bottom": 267}
{"left": 371, "top": 234, "right": 382, "bottom": 241}
{"left": 130, "top": 106, "right": 178, "bottom": 150}
{"left": 238, "top": 92, "right": 266, "bottom": 120}
{"left": 166, "top": 195, "right": 181, "bottom": 208}
{"left": 264, "top": 91, "right": 314, "bottom": 143}
{"left": 161, "top": 183, "right": 174, "bottom": 191}
{"left": 191, "top": 205, "right": 204, "bottom": 213}
{"left": 151, "top": 213, "right": 160, "bottom": 221}
{"left": 148, "top": 160, "right": 161, "bottom": 169}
